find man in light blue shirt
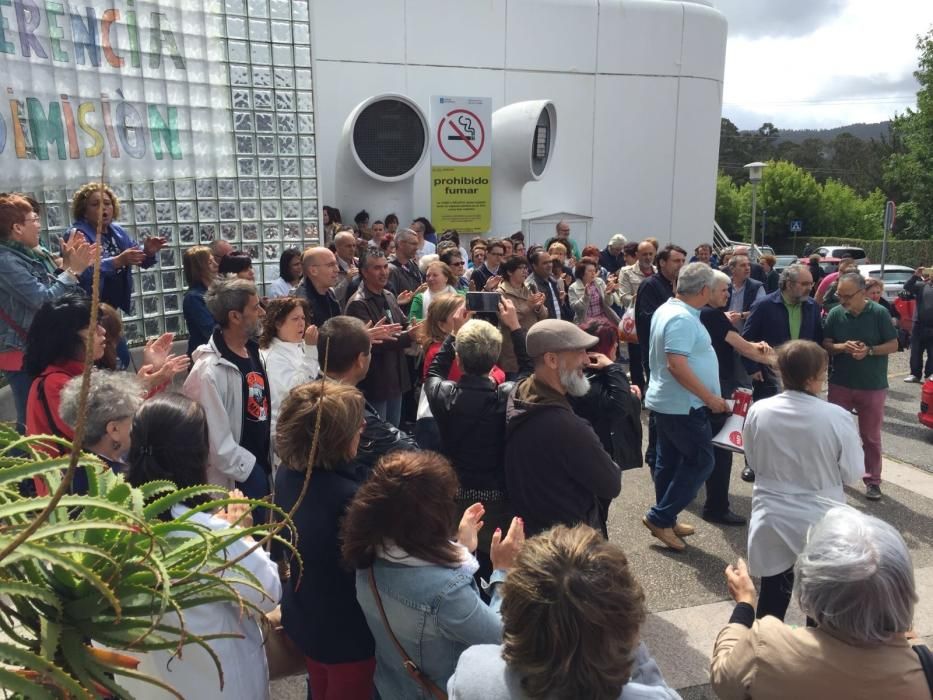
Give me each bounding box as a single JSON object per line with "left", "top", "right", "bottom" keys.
{"left": 643, "top": 262, "right": 729, "bottom": 551}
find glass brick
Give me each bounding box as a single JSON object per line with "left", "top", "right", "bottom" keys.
{"left": 164, "top": 293, "right": 180, "bottom": 313}
{"left": 141, "top": 271, "right": 158, "bottom": 293}
{"left": 176, "top": 201, "right": 196, "bottom": 221}
{"left": 111, "top": 184, "right": 129, "bottom": 200}
{"left": 257, "top": 136, "right": 275, "bottom": 154}
{"left": 302, "top": 201, "right": 317, "bottom": 219}
{"left": 232, "top": 89, "right": 250, "bottom": 109}
{"left": 160, "top": 247, "right": 176, "bottom": 267}
{"left": 292, "top": 1, "right": 308, "bottom": 21}
{"left": 219, "top": 201, "right": 239, "bottom": 220}
{"left": 239, "top": 180, "right": 258, "bottom": 198}
{"left": 280, "top": 180, "right": 299, "bottom": 198}
{"left": 46, "top": 204, "right": 63, "bottom": 228}
{"left": 278, "top": 136, "right": 296, "bottom": 155}
{"left": 275, "top": 92, "right": 294, "bottom": 111}
{"left": 253, "top": 66, "right": 272, "bottom": 87}
{"left": 296, "top": 92, "right": 312, "bottom": 112}
{"left": 199, "top": 224, "right": 217, "bottom": 242}
{"left": 226, "top": 0, "right": 246, "bottom": 12}
{"left": 300, "top": 158, "right": 316, "bottom": 177}
{"left": 254, "top": 90, "right": 273, "bottom": 110}
{"left": 230, "top": 64, "right": 250, "bottom": 86}
{"left": 243, "top": 223, "right": 259, "bottom": 240}
{"left": 143, "top": 296, "right": 162, "bottom": 317}
{"left": 273, "top": 68, "right": 294, "bottom": 88}
{"left": 295, "top": 69, "right": 312, "bottom": 86}
{"left": 251, "top": 43, "right": 271, "bottom": 65}
{"left": 263, "top": 224, "right": 281, "bottom": 240}
{"left": 261, "top": 201, "right": 280, "bottom": 219}
{"left": 272, "top": 44, "right": 292, "bottom": 66}
{"left": 248, "top": 0, "right": 269, "bottom": 17}
{"left": 269, "top": 0, "right": 290, "bottom": 18}
{"left": 179, "top": 225, "right": 196, "bottom": 244}
{"left": 236, "top": 135, "right": 255, "bottom": 154}
{"left": 241, "top": 202, "right": 258, "bottom": 220}
{"left": 256, "top": 113, "right": 275, "bottom": 132}
{"left": 162, "top": 271, "right": 179, "bottom": 291}
{"left": 249, "top": 19, "right": 270, "bottom": 42}
{"left": 166, "top": 315, "right": 182, "bottom": 334}
{"left": 301, "top": 179, "right": 316, "bottom": 197}
{"left": 260, "top": 179, "right": 279, "bottom": 198}
{"left": 124, "top": 321, "right": 142, "bottom": 343}
{"left": 137, "top": 226, "right": 153, "bottom": 240}
{"left": 293, "top": 23, "right": 310, "bottom": 44}
{"left": 294, "top": 46, "right": 311, "bottom": 68}
{"left": 197, "top": 201, "right": 218, "bottom": 220}
{"left": 158, "top": 226, "right": 175, "bottom": 244}
{"left": 303, "top": 223, "right": 319, "bottom": 242}
{"left": 263, "top": 243, "right": 280, "bottom": 260}
{"left": 270, "top": 21, "right": 291, "bottom": 43}
{"left": 297, "top": 114, "right": 314, "bottom": 133}
{"left": 144, "top": 318, "right": 164, "bottom": 337}
{"left": 218, "top": 179, "right": 237, "bottom": 198}
{"left": 284, "top": 223, "right": 301, "bottom": 240}
{"left": 227, "top": 40, "right": 249, "bottom": 63}
{"left": 299, "top": 135, "right": 315, "bottom": 155}
{"left": 196, "top": 180, "right": 217, "bottom": 198}
{"left": 221, "top": 224, "right": 240, "bottom": 241}
{"left": 153, "top": 181, "right": 173, "bottom": 199}
{"left": 283, "top": 201, "right": 300, "bottom": 219}
{"left": 175, "top": 180, "right": 194, "bottom": 198}
{"left": 259, "top": 158, "right": 277, "bottom": 176}
{"left": 277, "top": 114, "right": 295, "bottom": 132}
{"left": 237, "top": 158, "right": 256, "bottom": 176}
{"left": 226, "top": 16, "right": 247, "bottom": 39}
{"left": 243, "top": 245, "right": 260, "bottom": 260}
{"left": 279, "top": 158, "right": 298, "bottom": 176}
{"left": 234, "top": 112, "right": 253, "bottom": 132}
{"left": 131, "top": 182, "right": 153, "bottom": 198}
{"left": 132, "top": 203, "right": 151, "bottom": 224}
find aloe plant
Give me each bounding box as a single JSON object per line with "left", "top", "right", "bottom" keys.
{"left": 0, "top": 426, "right": 297, "bottom": 699}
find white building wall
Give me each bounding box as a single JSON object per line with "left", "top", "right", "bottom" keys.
{"left": 311, "top": 0, "right": 727, "bottom": 253}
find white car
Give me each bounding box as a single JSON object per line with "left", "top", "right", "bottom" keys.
{"left": 813, "top": 246, "right": 868, "bottom": 264}
{"left": 858, "top": 264, "right": 915, "bottom": 301}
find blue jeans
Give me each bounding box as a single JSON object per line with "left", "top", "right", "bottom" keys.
{"left": 369, "top": 397, "right": 402, "bottom": 428}
{"left": 647, "top": 408, "right": 715, "bottom": 529}
{"left": 3, "top": 369, "right": 32, "bottom": 434}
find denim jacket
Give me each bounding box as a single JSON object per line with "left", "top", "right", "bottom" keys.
{"left": 356, "top": 555, "right": 506, "bottom": 699}
{"left": 0, "top": 245, "right": 79, "bottom": 353}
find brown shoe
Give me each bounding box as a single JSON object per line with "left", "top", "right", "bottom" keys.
{"left": 643, "top": 516, "right": 686, "bottom": 551}
{"left": 673, "top": 522, "right": 695, "bottom": 537}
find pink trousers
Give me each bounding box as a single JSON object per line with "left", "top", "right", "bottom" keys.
{"left": 827, "top": 384, "right": 886, "bottom": 486}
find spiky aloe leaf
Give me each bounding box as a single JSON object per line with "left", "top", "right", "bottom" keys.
{"left": 0, "top": 640, "right": 92, "bottom": 699}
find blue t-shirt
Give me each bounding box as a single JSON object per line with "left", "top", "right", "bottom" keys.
{"left": 645, "top": 298, "right": 720, "bottom": 415}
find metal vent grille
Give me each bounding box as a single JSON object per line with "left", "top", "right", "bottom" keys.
{"left": 352, "top": 99, "right": 425, "bottom": 177}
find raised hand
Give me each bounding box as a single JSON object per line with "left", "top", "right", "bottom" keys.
{"left": 457, "top": 502, "right": 485, "bottom": 553}
{"left": 490, "top": 516, "right": 525, "bottom": 571}
{"left": 114, "top": 247, "right": 147, "bottom": 268}
{"left": 61, "top": 233, "right": 95, "bottom": 275}
{"left": 142, "top": 332, "right": 175, "bottom": 371}
{"left": 142, "top": 236, "right": 168, "bottom": 257}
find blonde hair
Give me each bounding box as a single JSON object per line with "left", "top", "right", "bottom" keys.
{"left": 418, "top": 293, "right": 463, "bottom": 348}
{"left": 70, "top": 182, "right": 121, "bottom": 221}
{"left": 183, "top": 245, "right": 214, "bottom": 287}
{"left": 275, "top": 381, "right": 364, "bottom": 471}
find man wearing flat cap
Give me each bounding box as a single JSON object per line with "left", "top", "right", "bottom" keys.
{"left": 504, "top": 319, "right": 622, "bottom": 536}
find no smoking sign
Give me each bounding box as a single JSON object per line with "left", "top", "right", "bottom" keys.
{"left": 436, "top": 108, "right": 486, "bottom": 163}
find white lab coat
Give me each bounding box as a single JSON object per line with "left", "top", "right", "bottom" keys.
{"left": 259, "top": 337, "right": 319, "bottom": 465}
{"left": 110, "top": 506, "right": 282, "bottom": 699}
{"left": 744, "top": 390, "right": 864, "bottom": 577}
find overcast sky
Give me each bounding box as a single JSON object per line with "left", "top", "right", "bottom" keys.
{"left": 717, "top": 0, "right": 933, "bottom": 130}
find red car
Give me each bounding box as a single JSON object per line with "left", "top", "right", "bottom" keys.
{"left": 920, "top": 379, "right": 933, "bottom": 429}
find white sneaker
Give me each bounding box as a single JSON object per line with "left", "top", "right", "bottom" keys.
{"left": 904, "top": 375, "right": 921, "bottom": 383}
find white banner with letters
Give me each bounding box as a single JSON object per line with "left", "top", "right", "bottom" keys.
{"left": 0, "top": 0, "right": 233, "bottom": 189}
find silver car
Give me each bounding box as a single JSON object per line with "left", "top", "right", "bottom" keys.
{"left": 858, "top": 264, "right": 916, "bottom": 301}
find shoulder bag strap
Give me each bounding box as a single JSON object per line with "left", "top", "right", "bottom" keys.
{"left": 368, "top": 567, "right": 447, "bottom": 700}
{"left": 913, "top": 644, "right": 933, "bottom": 694}
{"left": 0, "top": 305, "right": 28, "bottom": 342}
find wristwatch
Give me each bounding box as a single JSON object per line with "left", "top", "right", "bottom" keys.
{"left": 868, "top": 345, "right": 875, "bottom": 356}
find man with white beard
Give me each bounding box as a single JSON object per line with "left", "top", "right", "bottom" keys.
{"left": 504, "top": 319, "right": 622, "bottom": 536}
{"left": 642, "top": 263, "right": 730, "bottom": 551}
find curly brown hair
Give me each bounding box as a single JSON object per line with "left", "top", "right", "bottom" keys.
{"left": 275, "top": 380, "right": 364, "bottom": 471}
{"left": 501, "top": 525, "right": 646, "bottom": 700}
{"left": 70, "top": 182, "right": 121, "bottom": 222}
{"left": 259, "top": 296, "right": 309, "bottom": 349}
{"left": 341, "top": 451, "right": 462, "bottom": 569}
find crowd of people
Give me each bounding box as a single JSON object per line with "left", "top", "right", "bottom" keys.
{"left": 1, "top": 189, "right": 931, "bottom": 699}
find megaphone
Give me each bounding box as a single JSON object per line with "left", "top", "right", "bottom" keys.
{"left": 712, "top": 388, "right": 753, "bottom": 453}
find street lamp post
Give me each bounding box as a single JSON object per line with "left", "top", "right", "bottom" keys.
{"left": 745, "top": 162, "right": 767, "bottom": 258}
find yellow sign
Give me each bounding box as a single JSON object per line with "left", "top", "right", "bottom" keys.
{"left": 431, "top": 165, "right": 492, "bottom": 232}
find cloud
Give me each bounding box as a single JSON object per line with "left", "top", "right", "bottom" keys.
{"left": 814, "top": 73, "right": 920, "bottom": 100}
{"left": 715, "top": 0, "right": 848, "bottom": 39}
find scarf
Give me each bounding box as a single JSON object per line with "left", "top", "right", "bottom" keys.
{"left": 376, "top": 541, "right": 479, "bottom": 574}
{"left": 421, "top": 285, "right": 458, "bottom": 313}
{"left": 0, "top": 238, "right": 58, "bottom": 275}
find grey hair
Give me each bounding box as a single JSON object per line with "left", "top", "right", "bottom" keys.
{"left": 838, "top": 272, "right": 866, "bottom": 290}
{"left": 418, "top": 254, "right": 439, "bottom": 274}
{"left": 728, "top": 254, "right": 750, "bottom": 270}
{"left": 779, "top": 264, "right": 808, "bottom": 291}
{"left": 609, "top": 234, "right": 627, "bottom": 248}
{"left": 59, "top": 370, "right": 144, "bottom": 445}
{"left": 205, "top": 277, "right": 257, "bottom": 327}
{"left": 396, "top": 228, "right": 418, "bottom": 244}
{"left": 455, "top": 319, "right": 503, "bottom": 375}
{"left": 675, "top": 262, "right": 716, "bottom": 296}
{"left": 711, "top": 269, "right": 731, "bottom": 289}
{"left": 334, "top": 230, "right": 356, "bottom": 245}
{"left": 795, "top": 506, "right": 917, "bottom": 644}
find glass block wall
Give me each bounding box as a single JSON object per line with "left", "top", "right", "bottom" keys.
{"left": 28, "top": 0, "right": 318, "bottom": 345}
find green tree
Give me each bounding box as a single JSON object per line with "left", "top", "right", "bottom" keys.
{"left": 885, "top": 27, "right": 933, "bottom": 238}
{"left": 748, "top": 161, "right": 822, "bottom": 247}
{"left": 815, "top": 180, "right": 885, "bottom": 238}
{"left": 715, "top": 171, "right": 744, "bottom": 239}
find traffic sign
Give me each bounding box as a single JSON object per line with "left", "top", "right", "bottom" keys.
{"left": 790, "top": 219, "right": 803, "bottom": 233}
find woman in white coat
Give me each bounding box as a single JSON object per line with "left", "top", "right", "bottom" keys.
{"left": 125, "top": 393, "right": 282, "bottom": 699}
{"left": 743, "top": 339, "right": 864, "bottom": 622}
{"left": 259, "top": 297, "right": 320, "bottom": 467}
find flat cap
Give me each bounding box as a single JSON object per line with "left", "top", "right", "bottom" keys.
{"left": 526, "top": 319, "right": 598, "bottom": 357}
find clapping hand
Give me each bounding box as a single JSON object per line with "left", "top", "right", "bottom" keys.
{"left": 457, "top": 502, "right": 485, "bottom": 554}
{"left": 142, "top": 333, "right": 175, "bottom": 371}
{"left": 484, "top": 275, "right": 502, "bottom": 291}
{"left": 396, "top": 289, "right": 415, "bottom": 306}
{"left": 497, "top": 298, "right": 520, "bottom": 331}
{"left": 216, "top": 489, "right": 254, "bottom": 528}
{"left": 530, "top": 291, "right": 546, "bottom": 310}
{"left": 61, "top": 232, "right": 96, "bottom": 275}
{"left": 304, "top": 324, "right": 319, "bottom": 346}
{"left": 142, "top": 236, "right": 168, "bottom": 257}
{"left": 364, "top": 318, "right": 403, "bottom": 345}
{"left": 724, "top": 558, "right": 757, "bottom": 606}
{"left": 490, "top": 516, "right": 525, "bottom": 571}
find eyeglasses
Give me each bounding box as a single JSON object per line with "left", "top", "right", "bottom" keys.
{"left": 837, "top": 290, "right": 863, "bottom": 302}
{"left": 22, "top": 215, "right": 40, "bottom": 223}
{"left": 450, "top": 261, "right": 465, "bottom": 267}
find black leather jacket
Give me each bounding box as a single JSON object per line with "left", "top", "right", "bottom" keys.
{"left": 353, "top": 400, "right": 419, "bottom": 474}
{"left": 424, "top": 328, "right": 532, "bottom": 493}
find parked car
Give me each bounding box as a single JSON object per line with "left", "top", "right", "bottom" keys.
{"left": 810, "top": 246, "right": 868, "bottom": 264}
{"left": 774, "top": 254, "right": 799, "bottom": 272}
{"left": 858, "top": 264, "right": 916, "bottom": 302}
{"left": 919, "top": 378, "right": 933, "bottom": 429}
{"left": 798, "top": 256, "right": 843, "bottom": 274}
